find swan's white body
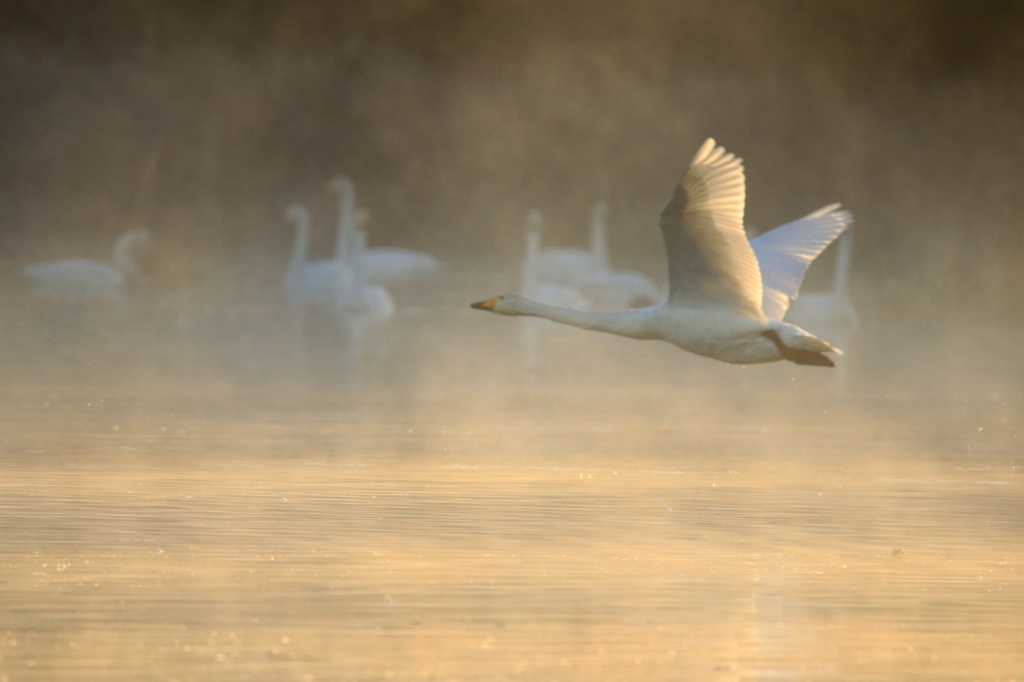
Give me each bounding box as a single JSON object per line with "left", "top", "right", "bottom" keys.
{"left": 473, "top": 139, "right": 853, "bottom": 367}
{"left": 22, "top": 228, "right": 150, "bottom": 299}
{"left": 335, "top": 228, "right": 395, "bottom": 322}
{"left": 362, "top": 246, "right": 442, "bottom": 284}
{"left": 320, "top": 183, "right": 394, "bottom": 320}
{"left": 327, "top": 177, "right": 442, "bottom": 285}
{"left": 283, "top": 203, "right": 353, "bottom": 303}
{"left": 490, "top": 296, "right": 828, "bottom": 364}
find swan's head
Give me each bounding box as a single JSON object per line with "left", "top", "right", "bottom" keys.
{"left": 124, "top": 228, "right": 151, "bottom": 247}
{"left": 113, "top": 228, "right": 152, "bottom": 280}
{"left": 326, "top": 176, "right": 354, "bottom": 194}
{"left": 590, "top": 200, "right": 608, "bottom": 222}
{"left": 525, "top": 209, "right": 543, "bottom": 231}
{"left": 284, "top": 203, "right": 309, "bottom": 223}
{"left": 470, "top": 293, "right": 526, "bottom": 315}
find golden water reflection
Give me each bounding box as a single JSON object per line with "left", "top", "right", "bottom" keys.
{"left": 1, "top": 398, "right": 1021, "bottom": 681}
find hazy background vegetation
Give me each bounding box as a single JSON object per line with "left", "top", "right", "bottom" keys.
{"left": 0, "top": 0, "right": 1022, "bottom": 322}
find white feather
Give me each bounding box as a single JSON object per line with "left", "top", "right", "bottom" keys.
{"left": 659, "top": 138, "right": 763, "bottom": 319}
{"left": 750, "top": 204, "right": 853, "bottom": 321}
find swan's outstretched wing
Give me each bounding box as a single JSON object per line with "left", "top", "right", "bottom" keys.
{"left": 658, "top": 138, "right": 763, "bottom": 318}
{"left": 750, "top": 204, "right": 853, "bottom": 321}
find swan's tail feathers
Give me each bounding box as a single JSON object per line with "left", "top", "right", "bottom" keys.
{"left": 786, "top": 346, "right": 836, "bottom": 367}
{"left": 762, "top": 329, "right": 838, "bottom": 368}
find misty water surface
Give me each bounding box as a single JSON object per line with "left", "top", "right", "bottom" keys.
{"left": 0, "top": 269, "right": 1021, "bottom": 681}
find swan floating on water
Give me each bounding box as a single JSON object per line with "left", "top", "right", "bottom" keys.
{"left": 521, "top": 210, "right": 591, "bottom": 310}
{"left": 517, "top": 210, "right": 590, "bottom": 381}
{"left": 327, "top": 176, "right": 442, "bottom": 284}
{"left": 358, "top": 209, "right": 444, "bottom": 284}
{"left": 532, "top": 201, "right": 608, "bottom": 286}
{"left": 575, "top": 202, "right": 663, "bottom": 309}
{"left": 282, "top": 203, "right": 353, "bottom": 303}
{"left": 22, "top": 228, "right": 150, "bottom": 299}
{"left": 532, "top": 201, "right": 662, "bottom": 309}
{"left": 577, "top": 266, "right": 663, "bottom": 310}
{"left": 472, "top": 138, "right": 852, "bottom": 367}
{"left": 335, "top": 228, "right": 395, "bottom": 322}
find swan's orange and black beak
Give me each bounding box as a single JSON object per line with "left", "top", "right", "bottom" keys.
{"left": 470, "top": 296, "right": 499, "bottom": 310}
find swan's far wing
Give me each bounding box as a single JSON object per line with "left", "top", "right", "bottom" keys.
{"left": 658, "top": 139, "right": 763, "bottom": 318}
{"left": 750, "top": 204, "right": 853, "bottom": 321}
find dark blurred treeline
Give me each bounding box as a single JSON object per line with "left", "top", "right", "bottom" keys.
{"left": 0, "top": 0, "right": 1022, "bottom": 318}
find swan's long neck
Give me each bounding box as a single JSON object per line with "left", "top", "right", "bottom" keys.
{"left": 287, "top": 213, "right": 311, "bottom": 275}
{"left": 520, "top": 228, "right": 541, "bottom": 294}
{"left": 351, "top": 228, "right": 368, "bottom": 285}
{"left": 589, "top": 203, "right": 610, "bottom": 270}
{"left": 832, "top": 229, "right": 853, "bottom": 296}
{"left": 112, "top": 230, "right": 144, "bottom": 280}
{"left": 509, "top": 296, "right": 654, "bottom": 339}
{"left": 333, "top": 178, "right": 357, "bottom": 262}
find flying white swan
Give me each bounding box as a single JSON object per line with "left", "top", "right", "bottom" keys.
{"left": 326, "top": 176, "right": 442, "bottom": 284}
{"left": 282, "top": 203, "right": 353, "bottom": 303}
{"left": 22, "top": 228, "right": 150, "bottom": 299}
{"left": 472, "top": 138, "right": 852, "bottom": 367}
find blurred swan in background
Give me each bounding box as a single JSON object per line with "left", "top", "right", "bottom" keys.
{"left": 282, "top": 203, "right": 353, "bottom": 303}
{"left": 335, "top": 227, "right": 395, "bottom": 322}
{"left": 473, "top": 138, "right": 851, "bottom": 368}
{"left": 327, "top": 176, "right": 442, "bottom": 284}
{"left": 532, "top": 201, "right": 662, "bottom": 309}
{"left": 518, "top": 210, "right": 590, "bottom": 383}
{"left": 575, "top": 202, "right": 663, "bottom": 309}
{"left": 577, "top": 267, "right": 663, "bottom": 310}
{"left": 358, "top": 209, "right": 444, "bottom": 283}
{"left": 326, "top": 176, "right": 358, "bottom": 262}
{"left": 520, "top": 210, "right": 591, "bottom": 310}
{"left": 22, "top": 228, "right": 150, "bottom": 299}
{"left": 533, "top": 201, "right": 608, "bottom": 285}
